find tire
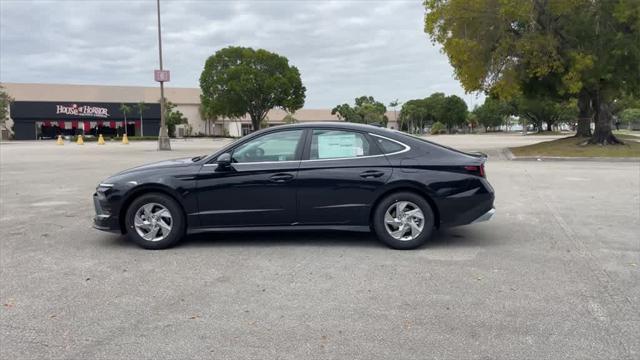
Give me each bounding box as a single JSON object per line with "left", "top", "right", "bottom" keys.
{"left": 124, "top": 193, "right": 185, "bottom": 249}
{"left": 372, "top": 191, "right": 435, "bottom": 250}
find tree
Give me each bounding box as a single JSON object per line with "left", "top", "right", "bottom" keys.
{"left": 198, "top": 103, "right": 216, "bottom": 136}
{"left": 440, "top": 95, "right": 468, "bottom": 133}
{"left": 510, "top": 96, "right": 577, "bottom": 132}
{"left": 399, "top": 93, "right": 445, "bottom": 133}
{"left": 389, "top": 99, "right": 400, "bottom": 128}
{"left": 399, "top": 93, "right": 470, "bottom": 133}
{"left": 0, "top": 84, "right": 13, "bottom": 128}
{"left": 467, "top": 112, "right": 478, "bottom": 133}
{"left": 399, "top": 99, "right": 429, "bottom": 133}
{"left": 331, "top": 96, "right": 388, "bottom": 126}
{"left": 620, "top": 108, "right": 640, "bottom": 130}
{"left": 474, "top": 98, "right": 508, "bottom": 132}
{"left": 424, "top": 0, "right": 640, "bottom": 145}
{"left": 282, "top": 113, "right": 298, "bottom": 124}
{"left": 119, "top": 103, "right": 131, "bottom": 135}
{"left": 200, "top": 46, "right": 306, "bottom": 132}
{"left": 134, "top": 102, "right": 147, "bottom": 136}
{"left": 165, "top": 101, "right": 187, "bottom": 138}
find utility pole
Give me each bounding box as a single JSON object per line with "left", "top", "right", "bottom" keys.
{"left": 156, "top": 0, "right": 171, "bottom": 150}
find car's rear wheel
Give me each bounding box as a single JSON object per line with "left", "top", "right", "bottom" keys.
{"left": 372, "top": 192, "right": 434, "bottom": 250}
{"left": 124, "top": 193, "right": 185, "bottom": 249}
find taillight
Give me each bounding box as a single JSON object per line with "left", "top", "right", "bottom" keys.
{"left": 464, "top": 164, "right": 485, "bottom": 177}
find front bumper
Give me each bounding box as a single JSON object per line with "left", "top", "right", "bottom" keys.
{"left": 472, "top": 207, "right": 495, "bottom": 223}
{"left": 93, "top": 192, "right": 120, "bottom": 232}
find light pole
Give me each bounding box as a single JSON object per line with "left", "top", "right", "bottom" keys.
{"left": 156, "top": 0, "right": 171, "bottom": 150}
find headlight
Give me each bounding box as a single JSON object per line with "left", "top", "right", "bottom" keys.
{"left": 96, "top": 183, "right": 115, "bottom": 193}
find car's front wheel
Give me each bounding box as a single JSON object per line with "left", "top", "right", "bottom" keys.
{"left": 372, "top": 192, "right": 435, "bottom": 250}
{"left": 124, "top": 193, "right": 185, "bottom": 249}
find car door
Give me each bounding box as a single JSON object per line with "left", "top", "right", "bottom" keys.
{"left": 195, "top": 129, "right": 306, "bottom": 228}
{"left": 296, "top": 128, "right": 392, "bottom": 226}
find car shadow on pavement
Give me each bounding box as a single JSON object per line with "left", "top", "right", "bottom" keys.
{"left": 426, "top": 226, "right": 502, "bottom": 249}
{"left": 98, "top": 226, "right": 499, "bottom": 250}
{"left": 182, "top": 231, "right": 383, "bottom": 249}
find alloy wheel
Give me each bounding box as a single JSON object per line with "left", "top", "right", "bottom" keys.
{"left": 384, "top": 201, "right": 425, "bottom": 241}
{"left": 134, "top": 203, "right": 173, "bottom": 242}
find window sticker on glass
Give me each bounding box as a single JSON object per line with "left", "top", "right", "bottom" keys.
{"left": 317, "top": 133, "right": 363, "bottom": 159}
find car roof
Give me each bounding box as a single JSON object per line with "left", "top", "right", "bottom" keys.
{"left": 263, "top": 121, "right": 393, "bottom": 134}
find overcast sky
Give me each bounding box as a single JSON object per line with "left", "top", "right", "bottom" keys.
{"left": 0, "top": 0, "right": 483, "bottom": 108}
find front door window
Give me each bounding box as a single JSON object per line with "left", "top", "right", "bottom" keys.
{"left": 232, "top": 130, "right": 304, "bottom": 163}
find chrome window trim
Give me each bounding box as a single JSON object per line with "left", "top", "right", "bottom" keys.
{"left": 303, "top": 154, "right": 387, "bottom": 162}
{"left": 300, "top": 132, "right": 409, "bottom": 162}
{"left": 235, "top": 160, "right": 301, "bottom": 165}
{"left": 203, "top": 160, "right": 299, "bottom": 166}
{"left": 201, "top": 132, "right": 411, "bottom": 166}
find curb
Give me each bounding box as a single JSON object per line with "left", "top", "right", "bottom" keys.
{"left": 505, "top": 149, "right": 639, "bottom": 162}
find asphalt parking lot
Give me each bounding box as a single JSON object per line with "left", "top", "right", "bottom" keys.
{"left": 1, "top": 135, "right": 638, "bottom": 359}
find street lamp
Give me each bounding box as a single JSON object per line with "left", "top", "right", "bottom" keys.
{"left": 156, "top": 0, "right": 171, "bottom": 150}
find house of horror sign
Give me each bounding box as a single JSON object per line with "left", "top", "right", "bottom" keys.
{"left": 10, "top": 101, "right": 161, "bottom": 140}
{"left": 56, "top": 104, "right": 109, "bottom": 118}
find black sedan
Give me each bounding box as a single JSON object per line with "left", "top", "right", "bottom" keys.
{"left": 93, "top": 122, "right": 495, "bottom": 249}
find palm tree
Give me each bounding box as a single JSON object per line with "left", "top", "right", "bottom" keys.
{"left": 119, "top": 103, "right": 132, "bottom": 136}
{"left": 389, "top": 99, "right": 400, "bottom": 129}
{"left": 199, "top": 103, "right": 222, "bottom": 136}
{"left": 198, "top": 104, "right": 211, "bottom": 136}
{"left": 135, "top": 102, "right": 147, "bottom": 136}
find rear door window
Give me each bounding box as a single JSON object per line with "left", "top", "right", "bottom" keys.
{"left": 310, "top": 130, "right": 373, "bottom": 160}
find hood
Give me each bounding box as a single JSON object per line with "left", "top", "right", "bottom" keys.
{"left": 115, "top": 157, "right": 197, "bottom": 176}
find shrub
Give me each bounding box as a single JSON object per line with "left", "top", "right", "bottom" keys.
{"left": 430, "top": 121, "right": 446, "bottom": 135}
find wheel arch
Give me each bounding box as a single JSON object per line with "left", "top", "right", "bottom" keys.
{"left": 118, "top": 184, "right": 187, "bottom": 234}
{"left": 369, "top": 183, "right": 441, "bottom": 229}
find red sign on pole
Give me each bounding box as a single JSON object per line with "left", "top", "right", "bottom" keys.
{"left": 154, "top": 70, "right": 170, "bottom": 82}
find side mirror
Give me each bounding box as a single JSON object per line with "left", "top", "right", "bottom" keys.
{"left": 216, "top": 153, "right": 232, "bottom": 168}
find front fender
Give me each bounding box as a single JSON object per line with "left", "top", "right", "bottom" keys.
{"left": 117, "top": 179, "right": 199, "bottom": 232}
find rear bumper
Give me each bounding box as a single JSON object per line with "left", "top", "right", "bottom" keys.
{"left": 436, "top": 177, "right": 495, "bottom": 227}
{"left": 472, "top": 207, "right": 495, "bottom": 223}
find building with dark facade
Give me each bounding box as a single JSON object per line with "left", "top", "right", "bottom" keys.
{"left": 10, "top": 101, "right": 160, "bottom": 140}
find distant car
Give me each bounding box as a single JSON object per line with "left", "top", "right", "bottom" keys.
{"left": 93, "top": 122, "right": 495, "bottom": 250}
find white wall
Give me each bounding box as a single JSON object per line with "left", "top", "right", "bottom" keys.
{"left": 174, "top": 104, "right": 206, "bottom": 135}
{"left": 226, "top": 121, "right": 243, "bottom": 137}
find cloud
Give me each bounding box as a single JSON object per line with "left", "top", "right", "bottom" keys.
{"left": 0, "top": 0, "right": 482, "bottom": 108}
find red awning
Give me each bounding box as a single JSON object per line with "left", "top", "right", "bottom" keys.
{"left": 71, "top": 120, "right": 78, "bottom": 129}
{"left": 110, "top": 121, "right": 116, "bottom": 128}
{"left": 83, "top": 121, "right": 90, "bottom": 132}
{"left": 57, "top": 120, "right": 65, "bottom": 128}
{"left": 135, "top": 120, "right": 141, "bottom": 129}
{"left": 43, "top": 120, "right": 51, "bottom": 127}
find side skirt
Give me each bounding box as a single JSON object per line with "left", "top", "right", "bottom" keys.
{"left": 187, "top": 224, "right": 371, "bottom": 235}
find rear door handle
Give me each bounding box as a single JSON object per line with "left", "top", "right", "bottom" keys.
{"left": 360, "top": 170, "right": 385, "bottom": 178}
{"left": 269, "top": 173, "right": 295, "bottom": 183}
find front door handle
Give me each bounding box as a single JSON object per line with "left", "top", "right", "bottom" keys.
{"left": 269, "top": 173, "right": 295, "bottom": 183}
{"left": 360, "top": 170, "right": 385, "bottom": 178}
